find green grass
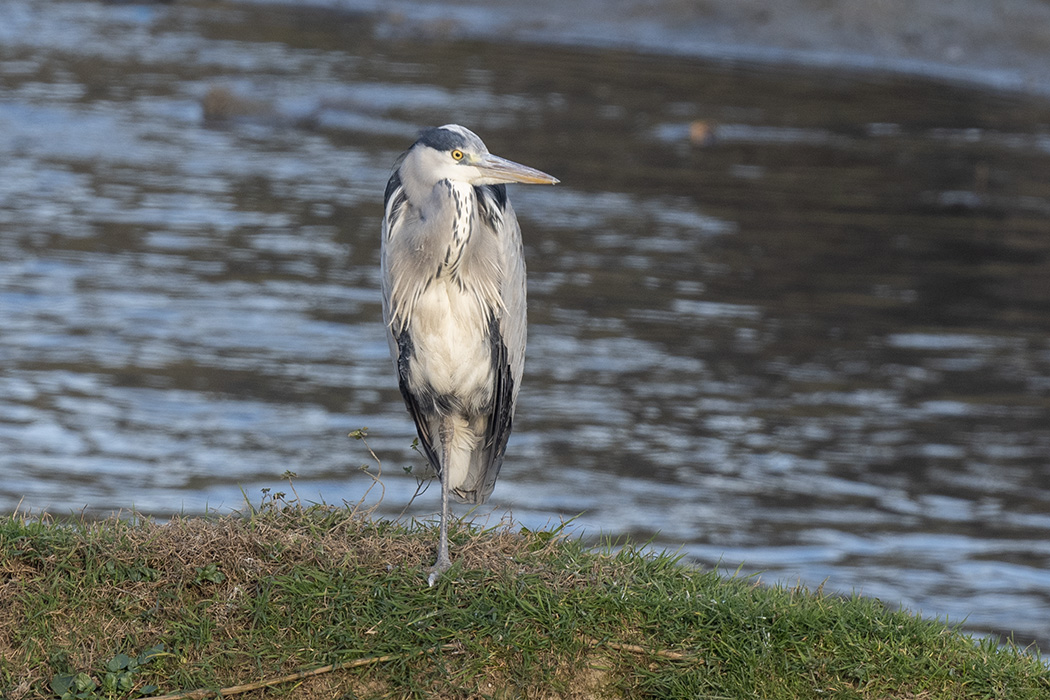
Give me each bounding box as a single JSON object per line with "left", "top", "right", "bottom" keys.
{"left": 1, "top": 501, "right": 1047, "bottom": 700}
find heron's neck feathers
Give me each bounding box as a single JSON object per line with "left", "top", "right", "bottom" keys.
{"left": 382, "top": 173, "right": 508, "bottom": 334}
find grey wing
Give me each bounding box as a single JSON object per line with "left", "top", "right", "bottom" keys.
{"left": 498, "top": 199, "right": 528, "bottom": 399}
{"left": 463, "top": 199, "right": 527, "bottom": 503}
{"left": 380, "top": 169, "right": 443, "bottom": 476}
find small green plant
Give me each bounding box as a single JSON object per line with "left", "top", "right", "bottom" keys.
{"left": 193, "top": 563, "right": 225, "bottom": 585}
{"left": 50, "top": 645, "right": 165, "bottom": 699}
{"left": 50, "top": 672, "right": 96, "bottom": 700}
{"left": 251, "top": 471, "right": 304, "bottom": 514}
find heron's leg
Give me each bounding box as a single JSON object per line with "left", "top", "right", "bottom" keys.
{"left": 427, "top": 418, "right": 455, "bottom": 586}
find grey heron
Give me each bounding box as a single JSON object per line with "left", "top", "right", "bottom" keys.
{"left": 380, "top": 124, "right": 558, "bottom": 584}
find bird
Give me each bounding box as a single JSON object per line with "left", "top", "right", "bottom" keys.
{"left": 380, "top": 124, "right": 558, "bottom": 584}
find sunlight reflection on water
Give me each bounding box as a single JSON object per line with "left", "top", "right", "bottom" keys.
{"left": 1, "top": 0, "right": 1049, "bottom": 649}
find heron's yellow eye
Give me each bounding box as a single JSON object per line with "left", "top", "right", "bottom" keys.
{"left": 450, "top": 149, "right": 464, "bottom": 161}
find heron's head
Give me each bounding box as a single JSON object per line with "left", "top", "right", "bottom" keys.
{"left": 402, "top": 124, "right": 559, "bottom": 188}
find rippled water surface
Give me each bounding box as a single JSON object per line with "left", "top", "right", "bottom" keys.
{"left": 2, "top": 0, "right": 1050, "bottom": 649}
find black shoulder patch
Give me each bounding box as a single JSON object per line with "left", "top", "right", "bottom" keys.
{"left": 416, "top": 126, "right": 467, "bottom": 153}
{"left": 475, "top": 184, "right": 507, "bottom": 232}
{"left": 384, "top": 168, "right": 402, "bottom": 209}
{"left": 478, "top": 183, "right": 507, "bottom": 210}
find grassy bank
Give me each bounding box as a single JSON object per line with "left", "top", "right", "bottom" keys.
{"left": 1, "top": 501, "right": 1047, "bottom": 700}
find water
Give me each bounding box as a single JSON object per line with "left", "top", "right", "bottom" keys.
{"left": 2, "top": 0, "right": 1050, "bottom": 649}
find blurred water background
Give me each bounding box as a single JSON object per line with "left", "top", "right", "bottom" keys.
{"left": 1, "top": 0, "right": 1049, "bottom": 649}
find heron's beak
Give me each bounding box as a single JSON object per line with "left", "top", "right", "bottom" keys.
{"left": 473, "top": 153, "right": 559, "bottom": 185}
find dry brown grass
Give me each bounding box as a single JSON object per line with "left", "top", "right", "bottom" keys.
{"left": 3, "top": 506, "right": 1047, "bottom": 700}
{"left": 0, "top": 506, "right": 615, "bottom": 699}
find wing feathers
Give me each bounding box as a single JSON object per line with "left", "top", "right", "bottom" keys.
{"left": 394, "top": 329, "right": 442, "bottom": 475}
{"left": 460, "top": 313, "right": 515, "bottom": 503}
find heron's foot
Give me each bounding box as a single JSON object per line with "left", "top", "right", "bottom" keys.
{"left": 426, "top": 554, "right": 452, "bottom": 587}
